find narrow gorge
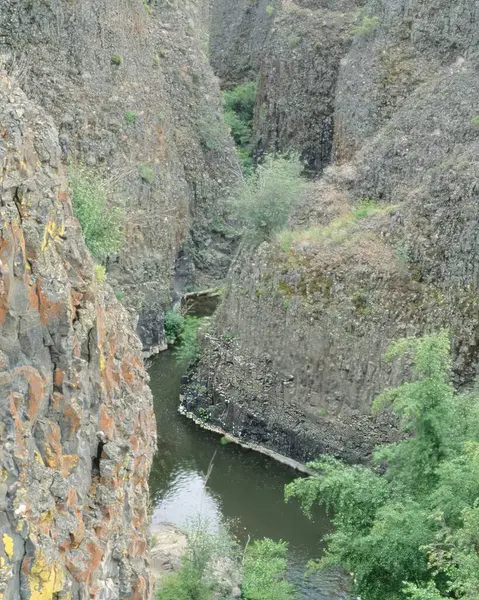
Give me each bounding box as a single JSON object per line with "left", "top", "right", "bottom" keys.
{"left": 0, "top": 0, "right": 478, "bottom": 599}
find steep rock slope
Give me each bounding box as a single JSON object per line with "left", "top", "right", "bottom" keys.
{"left": 0, "top": 75, "right": 155, "bottom": 599}
{"left": 0, "top": 0, "right": 241, "bottom": 351}
{"left": 187, "top": 0, "right": 479, "bottom": 463}
{"left": 209, "top": 0, "right": 362, "bottom": 171}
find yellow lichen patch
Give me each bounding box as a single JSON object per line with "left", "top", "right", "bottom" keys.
{"left": 41, "top": 220, "right": 65, "bottom": 252}
{"left": 99, "top": 352, "right": 106, "bottom": 372}
{"left": 39, "top": 509, "right": 54, "bottom": 524}
{"left": 28, "top": 551, "right": 64, "bottom": 600}
{"left": 33, "top": 451, "right": 44, "bottom": 467}
{"left": 2, "top": 534, "right": 13, "bottom": 559}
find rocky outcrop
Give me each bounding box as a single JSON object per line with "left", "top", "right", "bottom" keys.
{"left": 189, "top": 0, "right": 479, "bottom": 462}
{"left": 252, "top": 0, "right": 361, "bottom": 171}
{"left": 0, "top": 75, "right": 155, "bottom": 599}
{"left": 0, "top": 0, "right": 241, "bottom": 351}
{"left": 209, "top": 0, "right": 362, "bottom": 171}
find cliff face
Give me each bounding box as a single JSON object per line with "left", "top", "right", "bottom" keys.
{"left": 0, "top": 0, "right": 241, "bottom": 351}
{"left": 188, "top": 0, "right": 479, "bottom": 462}
{"left": 209, "top": 0, "right": 362, "bottom": 171}
{"left": 0, "top": 75, "right": 155, "bottom": 599}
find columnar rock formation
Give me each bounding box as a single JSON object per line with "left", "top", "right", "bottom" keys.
{"left": 188, "top": 0, "right": 479, "bottom": 462}
{"left": 0, "top": 75, "right": 155, "bottom": 599}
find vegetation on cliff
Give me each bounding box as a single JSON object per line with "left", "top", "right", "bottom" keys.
{"left": 69, "top": 166, "right": 124, "bottom": 262}
{"left": 286, "top": 331, "right": 479, "bottom": 600}
{"left": 223, "top": 82, "right": 257, "bottom": 173}
{"left": 234, "top": 154, "right": 305, "bottom": 242}
{"left": 157, "top": 524, "right": 296, "bottom": 600}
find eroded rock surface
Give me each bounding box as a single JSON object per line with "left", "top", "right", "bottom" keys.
{"left": 189, "top": 0, "right": 479, "bottom": 462}
{"left": 0, "top": 0, "right": 241, "bottom": 351}
{"left": 0, "top": 75, "right": 155, "bottom": 599}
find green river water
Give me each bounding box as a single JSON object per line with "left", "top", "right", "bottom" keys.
{"left": 149, "top": 351, "right": 348, "bottom": 599}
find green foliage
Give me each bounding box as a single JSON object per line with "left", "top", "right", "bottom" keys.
{"left": 242, "top": 539, "right": 297, "bottom": 600}
{"left": 70, "top": 167, "right": 124, "bottom": 262}
{"left": 222, "top": 82, "right": 257, "bottom": 174}
{"left": 351, "top": 199, "right": 381, "bottom": 219}
{"left": 286, "top": 34, "right": 301, "bottom": 48}
{"left": 471, "top": 115, "right": 479, "bottom": 127}
{"left": 94, "top": 264, "right": 106, "bottom": 282}
{"left": 157, "top": 520, "right": 239, "bottom": 600}
{"left": 174, "top": 316, "right": 203, "bottom": 363}
{"left": 352, "top": 15, "right": 379, "bottom": 36}
{"left": 265, "top": 4, "right": 274, "bottom": 15}
{"left": 164, "top": 309, "right": 185, "bottom": 343}
{"left": 111, "top": 54, "right": 122, "bottom": 66}
{"left": 198, "top": 114, "right": 226, "bottom": 151}
{"left": 286, "top": 331, "right": 479, "bottom": 600}
{"left": 115, "top": 290, "right": 125, "bottom": 302}
{"left": 139, "top": 164, "right": 155, "bottom": 184}
{"left": 125, "top": 110, "right": 139, "bottom": 124}
{"left": 233, "top": 155, "right": 305, "bottom": 243}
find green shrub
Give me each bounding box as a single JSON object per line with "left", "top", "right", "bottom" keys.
{"left": 115, "top": 290, "right": 125, "bottom": 302}
{"left": 174, "top": 316, "right": 203, "bottom": 363}
{"left": 94, "top": 264, "right": 106, "bottom": 282}
{"left": 223, "top": 81, "right": 257, "bottom": 174}
{"left": 157, "top": 519, "right": 238, "bottom": 600}
{"left": 265, "top": 4, "right": 274, "bottom": 15}
{"left": 111, "top": 54, "right": 122, "bottom": 66}
{"left": 70, "top": 167, "right": 124, "bottom": 261}
{"left": 164, "top": 309, "right": 185, "bottom": 343}
{"left": 139, "top": 164, "right": 155, "bottom": 184}
{"left": 286, "top": 331, "right": 479, "bottom": 600}
{"left": 198, "top": 114, "right": 225, "bottom": 151}
{"left": 233, "top": 155, "right": 305, "bottom": 243}
{"left": 351, "top": 15, "right": 379, "bottom": 36}
{"left": 286, "top": 34, "right": 301, "bottom": 48}
{"left": 471, "top": 115, "right": 479, "bottom": 126}
{"left": 243, "top": 539, "right": 297, "bottom": 600}
{"left": 125, "top": 110, "right": 139, "bottom": 125}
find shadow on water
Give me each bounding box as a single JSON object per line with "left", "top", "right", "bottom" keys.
{"left": 149, "top": 351, "right": 349, "bottom": 599}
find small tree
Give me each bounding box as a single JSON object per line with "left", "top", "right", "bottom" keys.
{"left": 285, "top": 331, "right": 479, "bottom": 600}
{"left": 234, "top": 155, "right": 305, "bottom": 243}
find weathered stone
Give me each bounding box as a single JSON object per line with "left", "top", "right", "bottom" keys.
{"left": 0, "top": 75, "right": 155, "bottom": 599}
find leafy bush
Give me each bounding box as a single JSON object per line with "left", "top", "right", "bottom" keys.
{"left": 265, "top": 4, "right": 274, "bottom": 16}
{"left": 286, "top": 34, "right": 301, "bottom": 48}
{"left": 243, "top": 539, "right": 297, "bottom": 600}
{"left": 94, "top": 264, "right": 106, "bottom": 282}
{"left": 157, "top": 521, "right": 297, "bottom": 600}
{"left": 125, "top": 110, "right": 138, "bottom": 124}
{"left": 286, "top": 331, "right": 479, "bottom": 600}
{"left": 174, "top": 316, "right": 203, "bottom": 363}
{"left": 70, "top": 167, "right": 124, "bottom": 262}
{"left": 233, "top": 155, "right": 305, "bottom": 243}
{"left": 351, "top": 15, "right": 379, "bottom": 36}
{"left": 223, "top": 82, "right": 257, "bottom": 174}
{"left": 164, "top": 309, "right": 185, "bottom": 343}
{"left": 157, "top": 520, "right": 238, "bottom": 600}
{"left": 139, "top": 164, "right": 155, "bottom": 184}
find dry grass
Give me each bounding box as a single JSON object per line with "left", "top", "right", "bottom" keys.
{"left": 276, "top": 200, "right": 402, "bottom": 277}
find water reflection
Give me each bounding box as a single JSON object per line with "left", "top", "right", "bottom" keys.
{"left": 149, "top": 351, "right": 347, "bottom": 599}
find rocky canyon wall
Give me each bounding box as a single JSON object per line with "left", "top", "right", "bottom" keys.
{"left": 0, "top": 74, "right": 155, "bottom": 599}
{"left": 189, "top": 0, "right": 479, "bottom": 463}
{"left": 0, "top": 0, "right": 241, "bottom": 352}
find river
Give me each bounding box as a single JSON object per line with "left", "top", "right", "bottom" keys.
{"left": 149, "top": 351, "right": 348, "bottom": 599}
